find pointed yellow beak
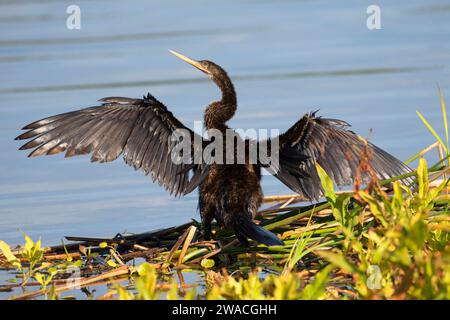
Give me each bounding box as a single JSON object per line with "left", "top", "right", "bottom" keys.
{"left": 169, "top": 50, "right": 211, "bottom": 74}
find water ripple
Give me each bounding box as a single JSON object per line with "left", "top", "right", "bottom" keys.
{"left": 0, "top": 28, "right": 249, "bottom": 47}
{"left": 0, "top": 65, "right": 439, "bottom": 95}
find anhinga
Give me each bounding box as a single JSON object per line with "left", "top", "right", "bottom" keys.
{"left": 15, "top": 50, "right": 411, "bottom": 246}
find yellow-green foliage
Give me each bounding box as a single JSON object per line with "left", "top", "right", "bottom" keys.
{"left": 118, "top": 158, "right": 449, "bottom": 300}
{"left": 206, "top": 266, "right": 331, "bottom": 300}
{"left": 0, "top": 235, "right": 49, "bottom": 285}
{"left": 114, "top": 262, "right": 331, "bottom": 300}
{"left": 0, "top": 235, "right": 82, "bottom": 297}
{"left": 117, "top": 158, "right": 448, "bottom": 300}
{"left": 318, "top": 158, "right": 450, "bottom": 299}
{"left": 1, "top": 160, "right": 449, "bottom": 300}
{"left": 116, "top": 263, "right": 196, "bottom": 300}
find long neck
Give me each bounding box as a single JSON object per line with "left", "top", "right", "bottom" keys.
{"left": 204, "top": 73, "right": 237, "bottom": 130}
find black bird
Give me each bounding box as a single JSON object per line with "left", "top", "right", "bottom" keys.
{"left": 15, "top": 50, "right": 411, "bottom": 246}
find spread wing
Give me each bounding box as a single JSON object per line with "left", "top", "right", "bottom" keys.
{"left": 261, "top": 111, "right": 412, "bottom": 200}
{"left": 15, "top": 93, "right": 207, "bottom": 196}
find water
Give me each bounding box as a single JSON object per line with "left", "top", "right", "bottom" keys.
{"left": 1, "top": 0, "right": 449, "bottom": 248}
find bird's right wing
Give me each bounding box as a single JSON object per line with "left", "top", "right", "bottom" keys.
{"left": 15, "top": 94, "right": 208, "bottom": 196}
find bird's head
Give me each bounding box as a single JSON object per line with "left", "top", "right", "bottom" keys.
{"left": 169, "top": 50, "right": 236, "bottom": 128}
{"left": 168, "top": 50, "right": 232, "bottom": 88}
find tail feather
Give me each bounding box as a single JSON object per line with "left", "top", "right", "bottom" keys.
{"left": 233, "top": 217, "right": 283, "bottom": 246}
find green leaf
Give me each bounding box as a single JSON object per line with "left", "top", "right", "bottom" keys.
{"left": 300, "top": 265, "right": 332, "bottom": 299}
{"left": 99, "top": 242, "right": 108, "bottom": 249}
{"left": 284, "top": 214, "right": 314, "bottom": 273}
{"left": 182, "top": 248, "right": 208, "bottom": 263}
{"left": 417, "top": 111, "right": 448, "bottom": 154}
{"left": 71, "top": 260, "right": 83, "bottom": 268}
{"left": 34, "top": 272, "right": 44, "bottom": 285}
{"left": 0, "top": 240, "right": 22, "bottom": 270}
{"left": 24, "top": 234, "right": 34, "bottom": 253}
{"left": 438, "top": 87, "right": 449, "bottom": 158}
{"left": 106, "top": 260, "right": 117, "bottom": 268}
{"left": 392, "top": 181, "right": 404, "bottom": 207}
{"left": 316, "top": 250, "right": 359, "bottom": 275}
{"left": 166, "top": 279, "right": 179, "bottom": 300}
{"left": 335, "top": 193, "right": 354, "bottom": 228}
{"left": 61, "top": 240, "right": 73, "bottom": 262}
{"left": 184, "top": 287, "right": 197, "bottom": 300}
{"left": 35, "top": 239, "right": 42, "bottom": 252}
{"left": 428, "top": 178, "right": 449, "bottom": 204}
{"left": 417, "top": 157, "right": 429, "bottom": 200}
{"left": 48, "top": 267, "right": 58, "bottom": 275}
{"left": 315, "top": 163, "right": 336, "bottom": 204}
{"left": 358, "top": 192, "right": 388, "bottom": 227}
{"left": 200, "top": 258, "right": 215, "bottom": 269}
{"left": 137, "top": 262, "right": 154, "bottom": 276}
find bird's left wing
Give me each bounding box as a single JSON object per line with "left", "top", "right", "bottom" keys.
{"left": 259, "top": 112, "right": 412, "bottom": 200}
{"left": 15, "top": 94, "right": 207, "bottom": 196}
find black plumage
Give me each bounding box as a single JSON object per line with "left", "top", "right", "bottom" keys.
{"left": 272, "top": 112, "right": 412, "bottom": 200}
{"left": 15, "top": 50, "right": 412, "bottom": 246}
{"left": 16, "top": 93, "right": 206, "bottom": 197}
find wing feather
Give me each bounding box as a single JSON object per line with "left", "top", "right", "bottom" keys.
{"left": 16, "top": 94, "right": 208, "bottom": 196}
{"left": 264, "top": 112, "right": 412, "bottom": 200}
